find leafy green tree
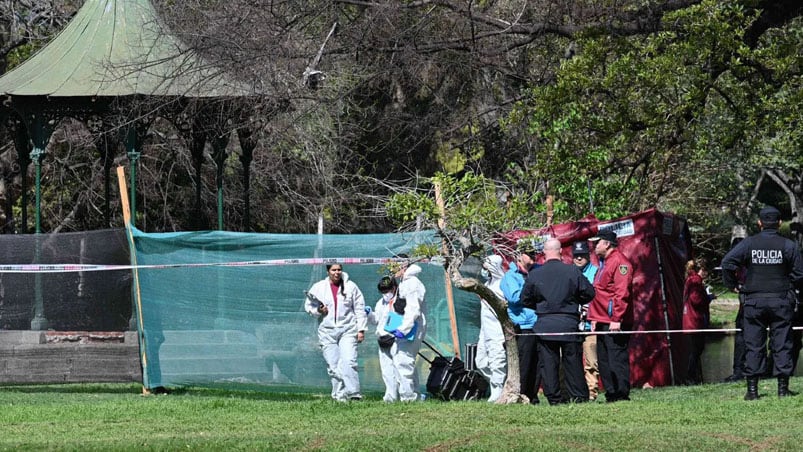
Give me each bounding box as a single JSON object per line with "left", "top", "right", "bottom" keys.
{"left": 504, "top": 1, "right": 802, "bottom": 254}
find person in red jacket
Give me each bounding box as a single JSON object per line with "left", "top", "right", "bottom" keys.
{"left": 588, "top": 230, "right": 633, "bottom": 402}
{"left": 682, "top": 258, "right": 714, "bottom": 385}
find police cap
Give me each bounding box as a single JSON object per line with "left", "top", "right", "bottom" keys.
{"left": 589, "top": 230, "right": 618, "bottom": 246}
{"left": 572, "top": 241, "right": 590, "bottom": 256}
{"left": 759, "top": 206, "right": 781, "bottom": 224}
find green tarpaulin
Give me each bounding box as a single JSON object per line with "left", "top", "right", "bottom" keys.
{"left": 130, "top": 227, "right": 481, "bottom": 393}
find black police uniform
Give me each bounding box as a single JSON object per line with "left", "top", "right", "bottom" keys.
{"left": 521, "top": 258, "right": 596, "bottom": 404}
{"left": 721, "top": 209, "right": 803, "bottom": 398}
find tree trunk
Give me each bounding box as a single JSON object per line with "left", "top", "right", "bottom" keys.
{"left": 758, "top": 169, "right": 803, "bottom": 244}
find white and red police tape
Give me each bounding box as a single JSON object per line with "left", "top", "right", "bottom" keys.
{"left": 0, "top": 257, "right": 412, "bottom": 273}
{"left": 2, "top": 259, "right": 798, "bottom": 334}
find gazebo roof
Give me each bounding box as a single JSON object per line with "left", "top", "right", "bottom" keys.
{"left": 0, "top": 0, "right": 255, "bottom": 98}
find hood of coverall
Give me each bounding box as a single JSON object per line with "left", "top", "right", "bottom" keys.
{"left": 482, "top": 254, "right": 505, "bottom": 281}
{"left": 403, "top": 264, "right": 422, "bottom": 280}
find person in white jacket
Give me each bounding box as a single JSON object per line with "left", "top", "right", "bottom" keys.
{"left": 389, "top": 262, "right": 427, "bottom": 401}
{"left": 304, "top": 263, "right": 367, "bottom": 401}
{"left": 475, "top": 254, "right": 507, "bottom": 402}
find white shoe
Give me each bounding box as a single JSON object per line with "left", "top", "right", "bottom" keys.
{"left": 488, "top": 385, "right": 503, "bottom": 402}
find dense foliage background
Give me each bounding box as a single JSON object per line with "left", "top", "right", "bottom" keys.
{"left": 0, "top": 0, "right": 800, "bottom": 260}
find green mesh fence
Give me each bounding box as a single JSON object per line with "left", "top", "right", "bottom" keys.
{"left": 130, "top": 227, "right": 481, "bottom": 393}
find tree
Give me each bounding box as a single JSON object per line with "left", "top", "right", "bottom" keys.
{"left": 151, "top": 0, "right": 801, "bottom": 238}
{"left": 0, "top": 0, "right": 78, "bottom": 74}
{"left": 503, "top": 1, "right": 803, "bottom": 255}
{"left": 1, "top": 0, "right": 800, "bottom": 248}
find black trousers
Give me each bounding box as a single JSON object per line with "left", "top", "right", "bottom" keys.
{"left": 596, "top": 323, "right": 630, "bottom": 401}
{"left": 517, "top": 329, "right": 539, "bottom": 402}
{"left": 538, "top": 339, "right": 588, "bottom": 404}
{"left": 743, "top": 297, "right": 794, "bottom": 378}
{"left": 685, "top": 334, "right": 706, "bottom": 384}
{"left": 731, "top": 302, "right": 746, "bottom": 377}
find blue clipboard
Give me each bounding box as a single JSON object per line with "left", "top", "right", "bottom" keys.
{"left": 384, "top": 311, "right": 417, "bottom": 341}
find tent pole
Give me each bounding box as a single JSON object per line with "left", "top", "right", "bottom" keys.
{"left": 654, "top": 236, "right": 676, "bottom": 385}
{"left": 117, "top": 166, "right": 151, "bottom": 392}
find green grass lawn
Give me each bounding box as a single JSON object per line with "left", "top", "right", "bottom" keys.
{"left": 1, "top": 380, "right": 802, "bottom": 451}
{"left": 706, "top": 281, "right": 741, "bottom": 328}
{"left": 710, "top": 298, "right": 739, "bottom": 328}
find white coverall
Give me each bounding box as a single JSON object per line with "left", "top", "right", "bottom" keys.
{"left": 304, "top": 272, "right": 366, "bottom": 401}
{"left": 476, "top": 254, "right": 507, "bottom": 402}
{"left": 367, "top": 292, "right": 404, "bottom": 402}
{"left": 394, "top": 264, "right": 427, "bottom": 401}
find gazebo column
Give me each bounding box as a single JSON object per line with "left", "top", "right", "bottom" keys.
{"left": 88, "top": 116, "right": 117, "bottom": 226}
{"left": 28, "top": 115, "right": 54, "bottom": 234}
{"left": 122, "top": 123, "right": 149, "bottom": 229}
{"left": 122, "top": 123, "right": 148, "bottom": 331}
{"left": 12, "top": 121, "right": 30, "bottom": 233}
{"left": 205, "top": 131, "right": 228, "bottom": 329}
{"left": 190, "top": 129, "right": 206, "bottom": 230}
{"left": 124, "top": 127, "right": 141, "bottom": 228}
{"left": 26, "top": 114, "right": 55, "bottom": 331}
{"left": 211, "top": 132, "right": 230, "bottom": 231}
{"left": 237, "top": 127, "right": 257, "bottom": 231}
{"left": 99, "top": 135, "right": 116, "bottom": 226}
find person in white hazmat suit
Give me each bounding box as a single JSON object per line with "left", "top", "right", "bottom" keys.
{"left": 304, "top": 263, "right": 367, "bottom": 401}
{"left": 387, "top": 262, "right": 427, "bottom": 402}
{"left": 475, "top": 254, "right": 508, "bottom": 402}
{"left": 366, "top": 276, "right": 406, "bottom": 402}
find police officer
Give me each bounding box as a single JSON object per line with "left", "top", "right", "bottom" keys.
{"left": 587, "top": 230, "right": 634, "bottom": 403}
{"left": 521, "top": 239, "right": 596, "bottom": 404}
{"left": 721, "top": 206, "right": 803, "bottom": 400}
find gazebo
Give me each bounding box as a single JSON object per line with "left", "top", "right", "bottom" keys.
{"left": 0, "top": 0, "right": 270, "bottom": 330}
{"left": 0, "top": 0, "right": 266, "bottom": 234}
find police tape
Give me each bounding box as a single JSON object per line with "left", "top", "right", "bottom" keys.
{"left": 0, "top": 257, "right": 417, "bottom": 273}
{"left": 518, "top": 326, "right": 803, "bottom": 336}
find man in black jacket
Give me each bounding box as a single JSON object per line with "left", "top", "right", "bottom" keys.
{"left": 522, "top": 238, "right": 596, "bottom": 404}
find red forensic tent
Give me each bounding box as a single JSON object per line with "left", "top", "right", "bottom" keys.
{"left": 500, "top": 208, "right": 692, "bottom": 388}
